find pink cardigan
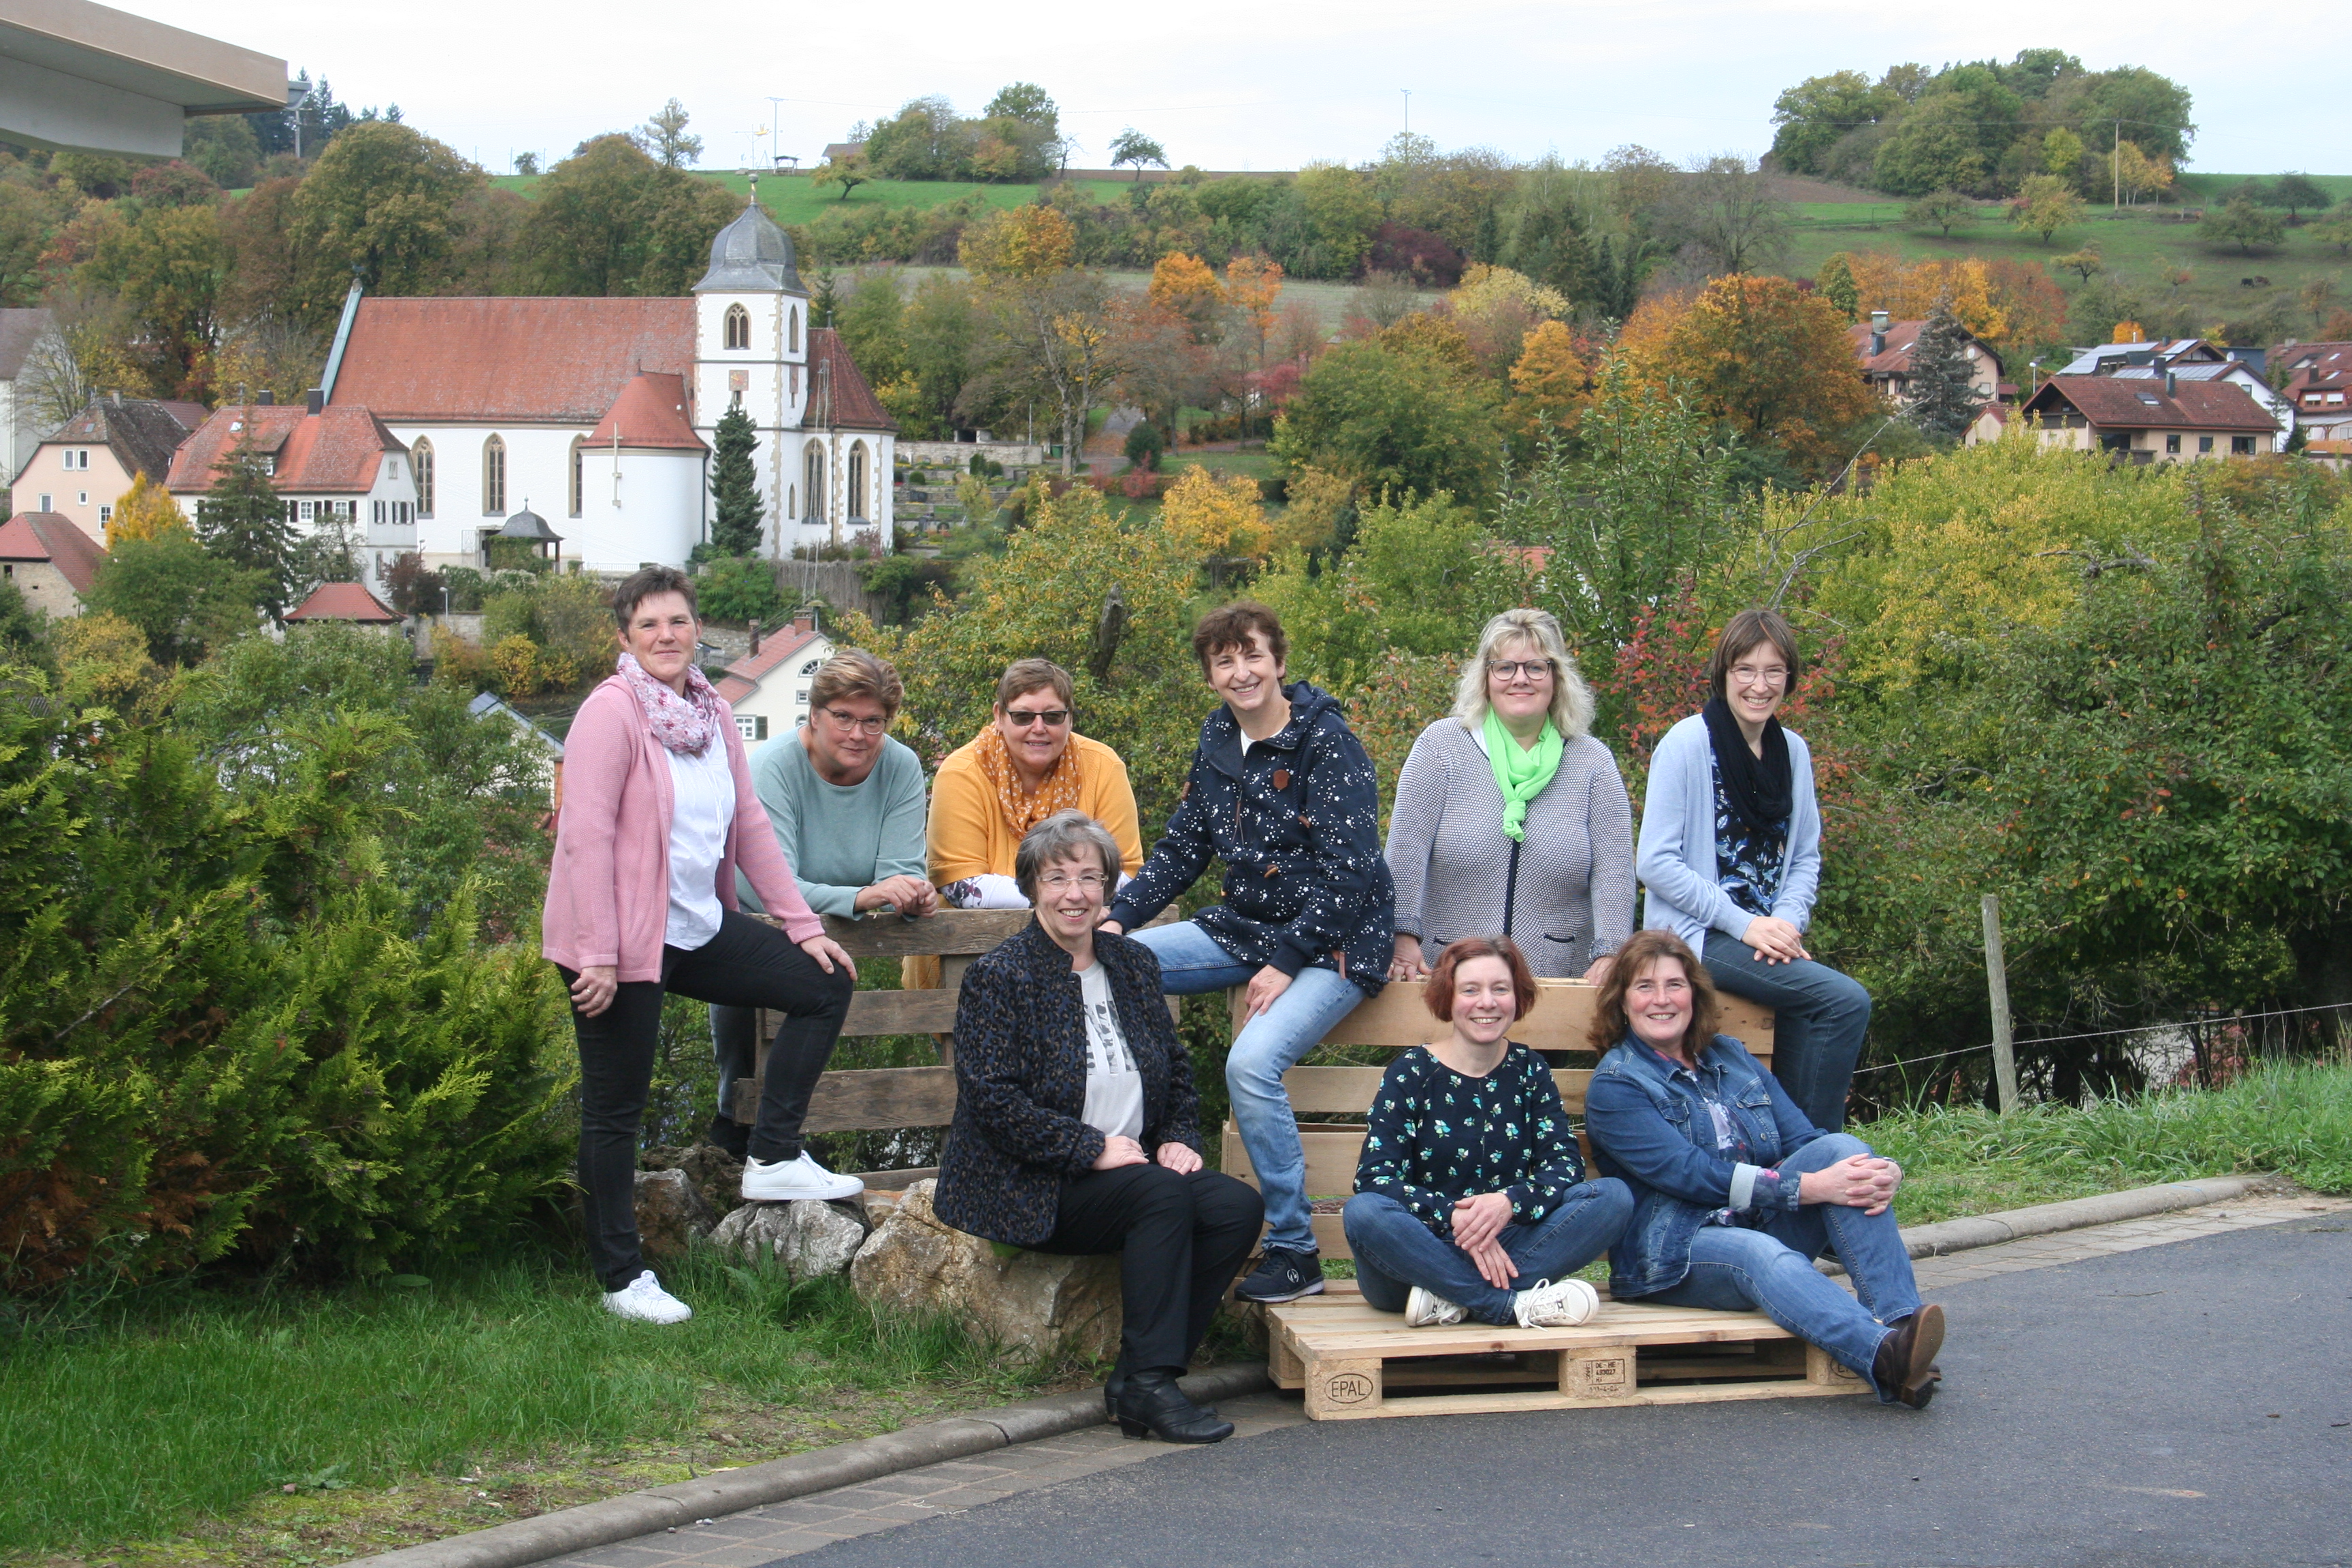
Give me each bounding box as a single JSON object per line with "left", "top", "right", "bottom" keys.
{"left": 542, "top": 676, "right": 822, "bottom": 981}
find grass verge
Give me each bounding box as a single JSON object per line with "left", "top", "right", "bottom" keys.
{"left": 0, "top": 1247, "right": 1069, "bottom": 1567}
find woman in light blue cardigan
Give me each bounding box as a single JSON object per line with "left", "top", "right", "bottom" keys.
{"left": 1633, "top": 609, "right": 1869, "bottom": 1130}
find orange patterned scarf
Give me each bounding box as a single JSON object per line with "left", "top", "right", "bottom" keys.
{"left": 971, "top": 723, "right": 1085, "bottom": 839}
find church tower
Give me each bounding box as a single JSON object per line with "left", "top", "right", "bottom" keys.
{"left": 693, "top": 184, "right": 809, "bottom": 551}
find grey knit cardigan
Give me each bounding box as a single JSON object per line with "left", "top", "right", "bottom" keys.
{"left": 1384, "top": 717, "right": 1637, "bottom": 978}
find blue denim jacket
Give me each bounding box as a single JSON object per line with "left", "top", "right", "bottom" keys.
{"left": 1584, "top": 1033, "right": 1826, "bottom": 1298}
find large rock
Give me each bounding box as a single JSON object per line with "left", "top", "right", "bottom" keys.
{"left": 708, "top": 1198, "right": 870, "bottom": 1281}
{"left": 640, "top": 1143, "right": 745, "bottom": 1220}
{"left": 632, "top": 1168, "right": 717, "bottom": 1260}
{"left": 848, "top": 1179, "right": 1122, "bottom": 1362}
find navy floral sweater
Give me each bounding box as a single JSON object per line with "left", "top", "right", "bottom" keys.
{"left": 1107, "top": 681, "right": 1394, "bottom": 998}
{"left": 1354, "top": 1043, "right": 1586, "bottom": 1238}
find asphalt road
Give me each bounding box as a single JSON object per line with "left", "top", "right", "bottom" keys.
{"left": 777, "top": 1217, "right": 2352, "bottom": 1568}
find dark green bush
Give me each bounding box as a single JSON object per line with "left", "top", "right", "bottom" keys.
{"left": 694, "top": 557, "right": 796, "bottom": 627}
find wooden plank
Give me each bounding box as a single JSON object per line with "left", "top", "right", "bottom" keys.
{"left": 1293, "top": 1377, "right": 1857, "bottom": 1420}
{"left": 1277, "top": 1065, "right": 1599, "bottom": 1116}
{"left": 800, "top": 1066, "right": 958, "bottom": 1132}
{"left": 842, "top": 987, "right": 960, "bottom": 1036}
{"left": 855, "top": 1165, "right": 938, "bottom": 1191}
{"left": 1239, "top": 977, "right": 1774, "bottom": 1059}
{"left": 815, "top": 909, "right": 1031, "bottom": 959}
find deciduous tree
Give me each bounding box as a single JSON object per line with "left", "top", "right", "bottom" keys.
{"left": 286, "top": 121, "right": 483, "bottom": 324}
{"left": 1903, "top": 189, "right": 1977, "bottom": 236}
{"left": 1110, "top": 129, "right": 1169, "bottom": 181}
{"left": 1160, "top": 465, "right": 1270, "bottom": 560}
{"left": 636, "top": 99, "right": 703, "bottom": 169}
{"left": 2205, "top": 195, "right": 2285, "bottom": 255}
{"left": 1269, "top": 338, "right": 1501, "bottom": 506}
{"left": 2009, "top": 174, "right": 2084, "bottom": 242}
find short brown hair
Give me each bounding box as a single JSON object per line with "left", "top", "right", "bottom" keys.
{"left": 809, "top": 648, "right": 904, "bottom": 719}
{"left": 612, "top": 565, "right": 697, "bottom": 627}
{"left": 1424, "top": 936, "right": 1539, "bottom": 1024}
{"left": 1191, "top": 600, "right": 1287, "bottom": 673}
{"left": 1706, "top": 608, "right": 1801, "bottom": 702}
{"left": 995, "top": 657, "right": 1073, "bottom": 710}
{"left": 1586, "top": 930, "right": 1722, "bottom": 1056}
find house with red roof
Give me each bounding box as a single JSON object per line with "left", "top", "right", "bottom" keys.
{"left": 13, "top": 393, "right": 206, "bottom": 546}
{"left": 319, "top": 187, "right": 896, "bottom": 574}
{"left": 165, "top": 394, "right": 418, "bottom": 593}
{"left": 713, "top": 610, "right": 834, "bottom": 744}
{"left": 0, "top": 510, "right": 106, "bottom": 619}
{"left": 1849, "top": 310, "right": 2004, "bottom": 412}
{"left": 2019, "top": 373, "right": 2281, "bottom": 463}
{"left": 284, "top": 581, "right": 404, "bottom": 627}
{"left": 2268, "top": 341, "right": 2352, "bottom": 442}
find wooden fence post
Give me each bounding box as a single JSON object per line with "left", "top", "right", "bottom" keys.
{"left": 1981, "top": 894, "right": 2020, "bottom": 1112}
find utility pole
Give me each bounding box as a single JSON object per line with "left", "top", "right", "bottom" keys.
{"left": 770, "top": 97, "right": 785, "bottom": 169}
{"left": 1982, "top": 894, "right": 2021, "bottom": 1111}
{"left": 1401, "top": 88, "right": 1410, "bottom": 135}
{"left": 2113, "top": 117, "right": 2121, "bottom": 212}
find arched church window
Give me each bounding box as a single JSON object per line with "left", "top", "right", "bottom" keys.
{"left": 569, "top": 437, "right": 585, "bottom": 517}
{"left": 724, "top": 304, "right": 750, "bottom": 350}
{"left": 847, "top": 442, "right": 868, "bottom": 521}
{"left": 789, "top": 307, "right": 800, "bottom": 355}
{"left": 483, "top": 435, "right": 506, "bottom": 517}
{"left": 803, "top": 444, "right": 825, "bottom": 522}
{"left": 413, "top": 438, "right": 435, "bottom": 518}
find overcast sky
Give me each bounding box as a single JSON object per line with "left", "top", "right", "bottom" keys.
{"left": 133, "top": 0, "right": 2302, "bottom": 178}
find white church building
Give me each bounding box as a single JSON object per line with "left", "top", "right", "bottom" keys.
{"left": 322, "top": 193, "right": 896, "bottom": 573}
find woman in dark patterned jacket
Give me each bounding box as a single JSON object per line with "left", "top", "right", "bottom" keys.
{"left": 1344, "top": 936, "right": 1632, "bottom": 1329}
{"left": 1100, "top": 601, "right": 1395, "bottom": 1307}
{"left": 935, "top": 811, "right": 1262, "bottom": 1445}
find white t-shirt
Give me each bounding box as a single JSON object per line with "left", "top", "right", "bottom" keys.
{"left": 664, "top": 740, "right": 736, "bottom": 951}
{"left": 1077, "top": 962, "right": 1145, "bottom": 1141}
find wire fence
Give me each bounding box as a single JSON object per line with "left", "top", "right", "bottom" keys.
{"left": 1857, "top": 999, "right": 2352, "bottom": 1105}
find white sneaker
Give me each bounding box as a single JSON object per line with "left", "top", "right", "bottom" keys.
{"left": 740, "top": 1150, "right": 864, "bottom": 1203}
{"left": 1404, "top": 1286, "right": 1467, "bottom": 1327}
{"left": 1512, "top": 1277, "right": 1600, "bottom": 1329}
{"left": 604, "top": 1269, "right": 692, "bottom": 1324}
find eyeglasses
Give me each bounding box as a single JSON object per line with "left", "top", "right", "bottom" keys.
{"left": 1729, "top": 664, "right": 1790, "bottom": 689}
{"left": 1003, "top": 707, "right": 1071, "bottom": 729}
{"left": 1038, "top": 872, "right": 1107, "bottom": 892}
{"left": 1487, "top": 659, "right": 1554, "bottom": 681}
{"left": 822, "top": 708, "right": 889, "bottom": 735}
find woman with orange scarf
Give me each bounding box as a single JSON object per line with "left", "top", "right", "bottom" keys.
{"left": 928, "top": 659, "right": 1143, "bottom": 908}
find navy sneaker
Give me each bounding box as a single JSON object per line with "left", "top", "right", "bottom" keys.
{"left": 1237, "top": 1246, "right": 1324, "bottom": 1303}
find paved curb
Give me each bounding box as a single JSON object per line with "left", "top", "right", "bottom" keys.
{"left": 344, "top": 1174, "right": 2281, "bottom": 1568}
{"left": 1815, "top": 1172, "right": 2281, "bottom": 1277}
{"left": 338, "top": 1365, "right": 1269, "bottom": 1568}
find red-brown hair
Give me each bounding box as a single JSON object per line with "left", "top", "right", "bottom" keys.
{"left": 1424, "top": 936, "right": 1539, "bottom": 1024}
{"left": 1586, "top": 930, "right": 1722, "bottom": 1055}
{"left": 1191, "top": 600, "right": 1288, "bottom": 673}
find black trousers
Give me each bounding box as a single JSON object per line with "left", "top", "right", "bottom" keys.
{"left": 559, "top": 909, "right": 855, "bottom": 1291}
{"left": 1032, "top": 1164, "right": 1264, "bottom": 1377}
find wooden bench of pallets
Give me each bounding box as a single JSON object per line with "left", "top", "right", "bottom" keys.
{"left": 1268, "top": 1294, "right": 1872, "bottom": 1418}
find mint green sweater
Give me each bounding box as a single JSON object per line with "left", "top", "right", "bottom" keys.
{"left": 733, "top": 732, "right": 929, "bottom": 918}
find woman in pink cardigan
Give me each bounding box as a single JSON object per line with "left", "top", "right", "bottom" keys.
{"left": 544, "top": 566, "right": 858, "bottom": 1324}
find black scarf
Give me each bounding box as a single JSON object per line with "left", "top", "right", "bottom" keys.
{"left": 1701, "top": 695, "right": 1792, "bottom": 838}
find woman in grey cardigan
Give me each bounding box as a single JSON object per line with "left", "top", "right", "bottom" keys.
{"left": 1632, "top": 608, "right": 1869, "bottom": 1132}
{"left": 1386, "top": 608, "right": 1635, "bottom": 983}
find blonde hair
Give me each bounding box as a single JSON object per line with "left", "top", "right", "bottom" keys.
{"left": 1450, "top": 608, "right": 1595, "bottom": 739}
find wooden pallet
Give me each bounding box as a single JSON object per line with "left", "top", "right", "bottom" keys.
{"left": 1267, "top": 1294, "right": 1870, "bottom": 1419}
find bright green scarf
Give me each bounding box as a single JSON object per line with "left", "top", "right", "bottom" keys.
{"left": 1483, "top": 708, "right": 1563, "bottom": 843}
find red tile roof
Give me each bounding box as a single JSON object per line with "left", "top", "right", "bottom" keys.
{"left": 1848, "top": 319, "right": 2002, "bottom": 380}
{"left": 585, "top": 372, "right": 705, "bottom": 451}
{"left": 286, "top": 581, "right": 403, "bottom": 623}
{"left": 166, "top": 404, "right": 408, "bottom": 495}
{"left": 715, "top": 625, "right": 827, "bottom": 705}
{"left": 331, "top": 297, "right": 696, "bottom": 423}
{"left": 2024, "top": 376, "right": 2279, "bottom": 432}
{"left": 0, "top": 511, "right": 105, "bottom": 593}
{"left": 808, "top": 328, "right": 897, "bottom": 431}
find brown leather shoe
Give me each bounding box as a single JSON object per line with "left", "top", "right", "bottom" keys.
{"left": 1871, "top": 1303, "right": 1945, "bottom": 1409}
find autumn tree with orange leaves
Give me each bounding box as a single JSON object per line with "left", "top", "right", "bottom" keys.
{"left": 962, "top": 204, "right": 1118, "bottom": 474}
{"left": 1617, "top": 274, "right": 1880, "bottom": 471}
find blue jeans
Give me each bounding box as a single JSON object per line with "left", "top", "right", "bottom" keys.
{"left": 1344, "top": 1181, "right": 1633, "bottom": 1326}
{"left": 1702, "top": 930, "right": 1872, "bottom": 1132}
{"left": 1644, "top": 1132, "right": 1922, "bottom": 1400}
{"left": 1128, "top": 919, "right": 1367, "bottom": 1254}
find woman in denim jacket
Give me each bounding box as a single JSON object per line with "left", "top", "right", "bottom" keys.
{"left": 1582, "top": 930, "right": 1945, "bottom": 1409}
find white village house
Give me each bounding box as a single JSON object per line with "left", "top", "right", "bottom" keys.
{"left": 165, "top": 395, "right": 419, "bottom": 595}
{"left": 319, "top": 191, "right": 896, "bottom": 574}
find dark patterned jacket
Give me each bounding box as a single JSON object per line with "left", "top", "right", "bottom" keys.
{"left": 933, "top": 921, "right": 1205, "bottom": 1247}
{"left": 1106, "top": 682, "right": 1394, "bottom": 999}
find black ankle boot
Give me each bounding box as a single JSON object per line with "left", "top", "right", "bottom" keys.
{"left": 1112, "top": 1369, "right": 1232, "bottom": 1443}
{"left": 1105, "top": 1363, "right": 1214, "bottom": 1419}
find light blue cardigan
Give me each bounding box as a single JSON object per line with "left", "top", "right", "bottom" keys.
{"left": 1634, "top": 713, "right": 1821, "bottom": 951}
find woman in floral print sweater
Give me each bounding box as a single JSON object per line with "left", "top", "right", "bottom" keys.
{"left": 1343, "top": 936, "right": 1633, "bottom": 1330}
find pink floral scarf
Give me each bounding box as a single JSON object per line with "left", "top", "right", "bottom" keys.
{"left": 615, "top": 651, "right": 725, "bottom": 755}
